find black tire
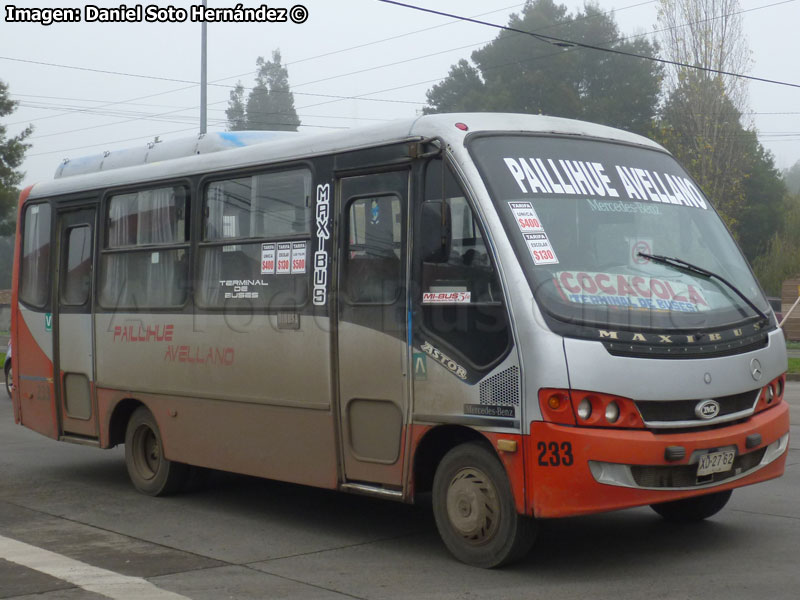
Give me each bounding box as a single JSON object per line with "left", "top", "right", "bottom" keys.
{"left": 432, "top": 441, "right": 537, "bottom": 568}
{"left": 124, "top": 406, "right": 188, "bottom": 496}
{"left": 4, "top": 361, "right": 11, "bottom": 399}
{"left": 650, "top": 489, "right": 732, "bottom": 522}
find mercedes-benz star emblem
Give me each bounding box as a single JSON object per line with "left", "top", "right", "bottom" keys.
{"left": 750, "top": 358, "right": 763, "bottom": 381}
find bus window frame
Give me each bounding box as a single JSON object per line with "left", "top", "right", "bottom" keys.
{"left": 60, "top": 223, "right": 93, "bottom": 309}
{"left": 97, "top": 178, "right": 193, "bottom": 312}
{"left": 18, "top": 200, "right": 54, "bottom": 311}
{"left": 195, "top": 162, "right": 315, "bottom": 312}
{"left": 341, "top": 191, "right": 405, "bottom": 308}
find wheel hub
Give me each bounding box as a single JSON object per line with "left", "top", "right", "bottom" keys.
{"left": 446, "top": 467, "right": 500, "bottom": 545}
{"left": 133, "top": 425, "right": 160, "bottom": 480}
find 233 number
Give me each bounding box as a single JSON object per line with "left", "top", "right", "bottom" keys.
{"left": 537, "top": 441, "right": 574, "bottom": 467}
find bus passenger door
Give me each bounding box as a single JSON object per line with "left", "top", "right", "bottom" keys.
{"left": 54, "top": 207, "right": 98, "bottom": 439}
{"left": 336, "top": 170, "right": 410, "bottom": 487}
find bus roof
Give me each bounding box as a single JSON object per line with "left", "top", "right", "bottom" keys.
{"left": 27, "top": 113, "right": 665, "bottom": 201}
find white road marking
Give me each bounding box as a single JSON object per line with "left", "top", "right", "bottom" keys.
{"left": 0, "top": 534, "right": 191, "bottom": 600}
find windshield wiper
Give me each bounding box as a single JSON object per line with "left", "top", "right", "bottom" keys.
{"left": 637, "top": 252, "right": 768, "bottom": 322}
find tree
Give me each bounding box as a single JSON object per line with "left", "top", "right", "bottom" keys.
{"left": 783, "top": 160, "right": 800, "bottom": 196}
{"left": 752, "top": 192, "right": 800, "bottom": 296}
{"left": 655, "top": 73, "right": 751, "bottom": 231}
{"left": 654, "top": 0, "right": 785, "bottom": 257}
{"left": 425, "top": 0, "right": 663, "bottom": 135}
{"left": 225, "top": 50, "right": 300, "bottom": 131}
{"left": 736, "top": 131, "right": 786, "bottom": 261}
{"left": 655, "top": 0, "right": 752, "bottom": 229}
{"left": 0, "top": 79, "right": 32, "bottom": 237}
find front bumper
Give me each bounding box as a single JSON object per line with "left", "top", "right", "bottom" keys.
{"left": 526, "top": 401, "right": 790, "bottom": 518}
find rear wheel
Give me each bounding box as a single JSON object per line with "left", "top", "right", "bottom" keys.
{"left": 124, "top": 406, "right": 188, "bottom": 496}
{"left": 650, "top": 489, "right": 733, "bottom": 522}
{"left": 4, "top": 362, "right": 11, "bottom": 398}
{"left": 432, "top": 441, "right": 536, "bottom": 568}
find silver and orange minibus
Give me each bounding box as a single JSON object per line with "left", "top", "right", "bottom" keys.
{"left": 10, "top": 114, "right": 789, "bottom": 567}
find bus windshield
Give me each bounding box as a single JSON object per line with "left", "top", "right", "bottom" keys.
{"left": 469, "top": 134, "right": 769, "bottom": 331}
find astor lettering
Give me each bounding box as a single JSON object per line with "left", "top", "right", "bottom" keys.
{"left": 420, "top": 341, "right": 467, "bottom": 380}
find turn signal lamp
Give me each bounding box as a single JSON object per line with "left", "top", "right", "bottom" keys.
{"left": 538, "top": 389, "right": 575, "bottom": 425}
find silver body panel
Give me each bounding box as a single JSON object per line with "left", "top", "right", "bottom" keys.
{"left": 563, "top": 329, "right": 787, "bottom": 401}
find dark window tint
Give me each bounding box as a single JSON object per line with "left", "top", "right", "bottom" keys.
{"left": 62, "top": 226, "right": 91, "bottom": 306}
{"left": 469, "top": 135, "right": 769, "bottom": 330}
{"left": 20, "top": 203, "right": 52, "bottom": 307}
{"left": 417, "top": 161, "right": 509, "bottom": 368}
{"left": 343, "top": 195, "right": 402, "bottom": 304}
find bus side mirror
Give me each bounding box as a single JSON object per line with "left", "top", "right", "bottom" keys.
{"left": 420, "top": 200, "right": 452, "bottom": 263}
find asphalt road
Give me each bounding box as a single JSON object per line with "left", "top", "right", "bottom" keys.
{"left": 1, "top": 386, "right": 799, "bottom": 600}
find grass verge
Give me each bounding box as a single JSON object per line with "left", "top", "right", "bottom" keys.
{"left": 789, "top": 358, "right": 800, "bottom": 374}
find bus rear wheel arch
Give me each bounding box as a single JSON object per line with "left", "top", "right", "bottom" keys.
{"left": 432, "top": 441, "right": 537, "bottom": 568}
{"left": 124, "top": 406, "right": 188, "bottom": 496}
{"left": 650, "top": 489, "right": 733, "bottom": 522}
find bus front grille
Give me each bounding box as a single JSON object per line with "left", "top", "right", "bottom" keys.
{"left": 635, "top": 390, "right": 760, "bottom": 427}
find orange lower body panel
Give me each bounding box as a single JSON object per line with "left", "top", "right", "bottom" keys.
{"left": 524, "top": 402, "right": 790, "bottom": 518}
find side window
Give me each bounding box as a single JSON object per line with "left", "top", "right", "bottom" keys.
{"left": 342, "top": 195, "right": 402, "bottom": 304}
{"left": 20, "top": 203, "right": 52, "bottom": 308}
{"left": 62, "top": 226, "right": 92, "bottom": 306}
{"left": 99, "top": 186, "right": 189, "bottom": 309}
{"left": 417, "top": 161, "right": 509, "bottom": 368}
{"left": 197, "top": 168, "right": 311, "bottom": 309}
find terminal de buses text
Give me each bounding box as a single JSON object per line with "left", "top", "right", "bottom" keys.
{"left": 4, "top": 4, "right": 309, "bottom": 26}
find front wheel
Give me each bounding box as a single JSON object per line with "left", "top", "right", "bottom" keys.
{"left": 432, "top": 441, "right": 537, "bottom": 568}
{"left": 124, "top": 406, "right": 188, "bottom": 496}
{"left": 650, "top": 489, "right": 732, "bottom": 522}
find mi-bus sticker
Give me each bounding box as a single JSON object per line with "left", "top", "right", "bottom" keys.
{"left": 276, "top": 242, "right": 292, "bottom": 275}
{"left": 523, "top": 232, "right": 559, "bottom": 265}
{"left": 45, "top": 313, "right": 52, "bottom": 332}
{"left": 422, "top": 291, "right": 471, "bottom": 304}
{"left": 261, "top": 243, "right": 276, "bottom": 275}
{"left": 508, "top": 201, "right": 544, "bottom": 233}
{"left": 291, "top": 242, "right": 307, "bottom": 274}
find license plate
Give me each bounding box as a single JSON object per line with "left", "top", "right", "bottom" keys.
{"left": 697, "top": 450, "right": 735, "bottom": 477}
